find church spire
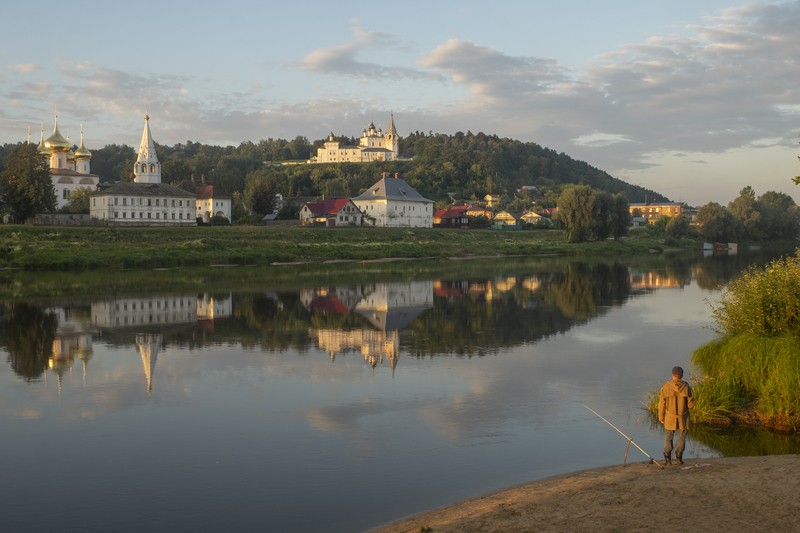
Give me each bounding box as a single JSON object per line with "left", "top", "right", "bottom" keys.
{"left": 133, "top": 114, "right": 161, "bottom": 183}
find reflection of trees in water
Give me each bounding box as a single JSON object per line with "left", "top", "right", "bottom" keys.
{"left": 1, "top": 303, "right": 58, "bottom": 381}
{"left": 407, "top": 262, "right": 633, "bottom": 356}
{"left": 688, "top": 424, "right": 800, "bottom": 456}
{"left": 693, "top": 249, "right": 795, "bottom": 291}
{"left": 546, "top": 262, "right": 631, "bottom": 320}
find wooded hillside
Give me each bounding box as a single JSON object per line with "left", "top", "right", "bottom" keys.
{"left": 1, "top": 131, "right": 668, "bottom": 205}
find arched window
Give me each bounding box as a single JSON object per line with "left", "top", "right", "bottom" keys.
{"left": 150, "top": 164, "right": 156, "bottom": 173}
{"left": 141, "top": 164, "right": 146, "bottom": 173}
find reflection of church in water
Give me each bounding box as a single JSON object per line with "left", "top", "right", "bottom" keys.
{"left": 305, "top": 281, "right": 434, "bottom": 371}
{"left": 47, "top": 294, "right": 231, "bottom": 394}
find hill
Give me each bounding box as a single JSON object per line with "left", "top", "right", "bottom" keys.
{"left": 1, "top": 131, "right": 668, "bottom": 206}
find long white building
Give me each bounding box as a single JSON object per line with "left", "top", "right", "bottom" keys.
{"left": 90, "top": 115, "right": 196, "bottom": 225}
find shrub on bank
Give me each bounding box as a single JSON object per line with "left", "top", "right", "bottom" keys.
{"left": 647, "top": 250, "right": 800, "bottom": 431}
{"left": 710, "top": 252, "right": 800, "bottom": 336}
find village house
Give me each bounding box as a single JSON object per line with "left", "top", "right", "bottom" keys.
{"left": 352, "top": 173, "right": 433, "bottom": 228}
{"left": 299, "top": 198, "right": 363, "bottom": 227}
{"left": 492, "top": 210, "right": 519, "bottom": 226}
{"left": 465, "top": 203, "right": 494, "bottom": 221}
{"left": 195, "top": 184, "right": 232, "bottom": 223}
{"left": 433, "top": 204, "right": 470, "bottom": 227}
{"left": 519, "top": 210, "right": 552, "bottom": 227}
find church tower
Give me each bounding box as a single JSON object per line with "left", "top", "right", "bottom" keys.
{"left": 73, "top": 126, "right": 92, "bottom": 174}
{"left": 385, "top": 113, "right": 399, "bottom": 158}
{"left": 133, "top": 114, "right": 161, "bottom": 184}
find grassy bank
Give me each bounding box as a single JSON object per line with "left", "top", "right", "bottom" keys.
{"left": 646, "top": 252, "right": 800, "bottom": 433}
{"left": 0, "top": 225, "right": 694, "bottom": 271}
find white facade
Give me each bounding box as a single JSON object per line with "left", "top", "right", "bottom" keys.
{"left": 195, "top": 185, "right": 232, "bottom": 222}
{"left": 90, "top": 115, "right": 197, "bottom": 225}
{"left": 352, "top": 174, "right": 434, "bottom": 228}
{"left": 39, "top": 117, "right": 100, "bottom": 210}
{"left": 313, "top": 114, "right": 399, "bottom": 163}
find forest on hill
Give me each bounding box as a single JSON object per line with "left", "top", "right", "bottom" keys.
{"left": 0, "top": 130, "right": 668, "bottom": 207}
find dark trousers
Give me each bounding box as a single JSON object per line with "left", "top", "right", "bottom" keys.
{"left": 664, "top": 429, "right": 687, "bottom": 457}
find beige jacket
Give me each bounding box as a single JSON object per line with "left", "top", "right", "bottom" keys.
{"left": 658, "top": 378, "right": 694, "bottom": 430}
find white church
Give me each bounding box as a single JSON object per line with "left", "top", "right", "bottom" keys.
{"left": 89, "top": 115, "right": 197, "bottom": 225}
{"left": 37, "top": 116, "right": 100, "bottom": 210}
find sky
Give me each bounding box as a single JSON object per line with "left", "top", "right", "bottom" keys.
{"left": 2, "top": 0, "right": 799, "bottom": 206}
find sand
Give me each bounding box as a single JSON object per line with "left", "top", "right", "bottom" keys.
{"left": 369, "top": 455, "right": 800, "bottom": 532}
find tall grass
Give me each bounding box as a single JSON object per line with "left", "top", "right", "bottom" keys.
{"left": 693, "top": 334, "right": 800, "bottom": 429}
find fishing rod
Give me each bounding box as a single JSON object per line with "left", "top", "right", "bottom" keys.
{"left": 583, "top": 404, "right": 664, "bottom": 469}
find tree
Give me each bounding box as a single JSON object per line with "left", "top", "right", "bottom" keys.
{"left": 0, "top": 143, "right": 56, "bottom": 222}
{"left": 556, "top": 184, "right": 597, "bottom": 243}
{"left": 728, "top": 186, "right": 761, "bottom": 239}
{"left": 243, "top": 170, "right": 277, "bottom": 218}
{"left": 695, "top": 202, "right": 737, "bottom": 242}
{"left": 60, "top": 187, "right": 92, "bottom": 214}
{"left": 665, "top": 215, "right": 693, "bottom": 239}
{"left": 610, "top": 193, "right": 631, "bottom": 240}
{"left": 754, "top": 190, "right": 800, "bottom": 239}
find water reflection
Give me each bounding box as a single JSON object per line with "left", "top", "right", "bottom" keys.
{"left": 1, "top": 263, "right": 690, "bottom": 388}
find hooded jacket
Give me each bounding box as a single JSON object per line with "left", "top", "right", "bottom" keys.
{"left": 658, "top": 378, "right": 694, "bottom": 430}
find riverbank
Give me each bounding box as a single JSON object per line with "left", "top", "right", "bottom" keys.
{"left": 0, "top": 225, "right": 693, "bottom": 271}
{"left": 370, "top": 455, "right": 800, "bottom": 532}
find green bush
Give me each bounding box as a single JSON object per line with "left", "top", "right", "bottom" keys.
{"left": 711, "top": 251, "right": 800, "bottom": 336}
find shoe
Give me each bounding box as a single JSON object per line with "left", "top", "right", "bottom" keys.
{"left": 663, "top": 454, "right": 672, "bottom": 465}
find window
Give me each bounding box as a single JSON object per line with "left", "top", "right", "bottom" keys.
{"left": 151, "top": 164, "right": 156, "bottom": 173}
{"left": 114, "top": 197, "right": 118, "bottom": 206}
{"left": 122, "top": 198, "right": 127, "bottom": 206}
{"left": 155, "top": 199, "right": 160, "bottom": 206}
{"left": 63, "top": 189, "right": 69, "bottom": 199}
{"left": 114, "top": 212, "right": 118, "bottom": 218}
{"left": 172, "top": 199, "right": 176, "bottom": 207}
{"left": 92, "top": 198, "right": 96, "bottom": 206}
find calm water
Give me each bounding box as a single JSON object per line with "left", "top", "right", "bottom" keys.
{"left": 1, "top": 253, "right": 797, "bottom": 532}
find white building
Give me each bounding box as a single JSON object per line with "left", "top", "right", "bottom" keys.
{"left": 38, "top": 117, "right": 100, "bottom": 210}
{"left": 351, "top": 173, "right": 434, "bottom": 228}
{"left": 195, "top": 184, "right": 232, "bottom": 223}
{"left": 313, "top": 114, "right": 399, "bottom": 163}
{"left": 90, "top": 115, "right": 196, "bottom": 225}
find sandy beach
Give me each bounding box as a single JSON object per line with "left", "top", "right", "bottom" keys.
{"left": 369, "top": 455, "right": 800, "bottom": 532}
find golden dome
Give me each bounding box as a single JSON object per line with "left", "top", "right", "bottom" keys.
{"left": 44, "top": 115, "right": 70, "bottom": 151}
{"left": 74, "top": 128, "right": 91, "bottom": 159}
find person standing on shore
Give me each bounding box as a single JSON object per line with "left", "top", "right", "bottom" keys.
{"left": 658, "top": 366, "right": 694, "bottom": 465}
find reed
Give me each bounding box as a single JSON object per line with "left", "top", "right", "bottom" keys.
{"left": 692, "top": 334, "right": 800, "bottom": 429}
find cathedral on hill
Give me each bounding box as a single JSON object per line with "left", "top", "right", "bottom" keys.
{"left": 312, "top": 114, "right": 399, "bottom": 163}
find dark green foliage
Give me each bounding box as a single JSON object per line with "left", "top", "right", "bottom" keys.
{"left": 695, "top": 202, "right": 738, "bottom": 242}
{"left": 556, "top": 185, "right": 629, "bottom": 242}
{"left": 0, "top": 143, "right": 56, "bottom": 222}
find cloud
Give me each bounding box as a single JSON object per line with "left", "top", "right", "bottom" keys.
{"left": 8, "top": 63, "right": 38, "bottom": 74}
{"left": 300, "top": 21, "right": 438, "bottom": 82}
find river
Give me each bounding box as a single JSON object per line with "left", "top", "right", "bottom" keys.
{"left": 1, "top": 251, "right": 798, "bottom": 532}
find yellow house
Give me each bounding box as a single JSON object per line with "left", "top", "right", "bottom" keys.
{"left": 484, "top": 194, "right": 501, "bottom": 208}
{"left": 629, "top": 202, "right": 683, "bottom": 222}
{"left": 493, "top": 211, "right": 518, "bottom": 225}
